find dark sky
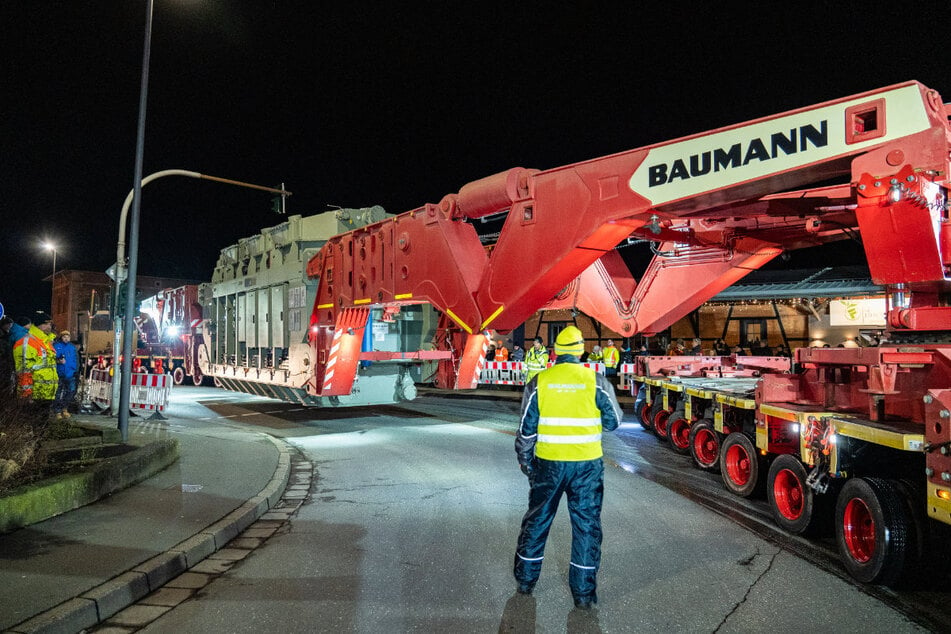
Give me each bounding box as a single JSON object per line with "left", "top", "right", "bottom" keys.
{"left": 1, "top": 1, "right": 947, "bottom": 318}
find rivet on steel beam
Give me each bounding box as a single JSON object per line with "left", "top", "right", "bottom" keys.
{"left": 924, "top": 395, "right": 934, "bottom": 404}
{"left": 942, "top": 446, "right": 950, "bottom": 455}
{"left": 943, "top": 472, "right": 951, "bottom": 482}
{"left": 941, "top": 409, "right": 951, "bottom": 418}
{"left": 925, "top": 467, "right": 935, "bottom": 477}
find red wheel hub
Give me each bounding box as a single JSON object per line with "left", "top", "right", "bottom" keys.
{"left": 842, "top": 497, "right": 875, "bottom": 563}
{"left": 693, "top": 428, "right": 718, "bottom": 465}
{"left": 773, "top": 468, "right": 804, "bottom": 520}
{"left": 669, "top": 419, "right": 689, "bottom": 448}
{"left": 725, "top": 444, "right": 751, "bottom": 485}
{"left": 654, "top": 410, "right": 670, "bottom": 437}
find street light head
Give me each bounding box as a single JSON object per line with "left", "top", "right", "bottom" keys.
{"left": 43, "top": 241, "right": 56, "bottom": 252}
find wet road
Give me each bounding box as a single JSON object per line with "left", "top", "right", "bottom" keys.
{"left": 131, "top": 387, "right": 937, "bottom": 632}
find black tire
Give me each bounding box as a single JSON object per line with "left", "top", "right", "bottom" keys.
{"left": 688, "top": 420, "right": 721, "bottom": 471}
{"left": 638, "top": 401, "right": 653, "bottom": 431}
{"left": 767, "top": 454, "right": 827, "bottom": 536}
{"left": 719, "top": 432, "right": 764, "bottom": 498}
{"left": 667, "top": 413, "right": 691, "bottom": 455}
{"left": 646, "top": 397, "right": 665, "bottom": 437}
{"left": 835, "top": 477, "right": 912, "bottom": 586}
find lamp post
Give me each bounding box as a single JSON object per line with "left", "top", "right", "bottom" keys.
{"left": 109, "top": 170, "right": 290, "bottom": 419}
{"left": 43, "top": 241, "right": 57, "bottom": 314}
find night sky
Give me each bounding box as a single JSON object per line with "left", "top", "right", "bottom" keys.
{"left": 1, "top": 2, "right": 947, "bottom": 319}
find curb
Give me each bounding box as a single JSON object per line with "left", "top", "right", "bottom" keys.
{"left": 0, "top": 439, "right": 179, "bottom": 534}
{"left": 8, "top": 434, "right": 292, "bottom": 634}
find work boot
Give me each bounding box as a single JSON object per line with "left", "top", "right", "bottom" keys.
{"left": 63, "top": 411, "right": 71, "bottom": 419}
{"left": 573, "top": 594, "right": 597, "bottom": 609}
{"left": 516, "top": 582, "right": 535, "bottom": 595}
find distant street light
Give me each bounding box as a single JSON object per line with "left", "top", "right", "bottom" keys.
{"left": 43, "top": 241, "right": 57, "bottom": 314}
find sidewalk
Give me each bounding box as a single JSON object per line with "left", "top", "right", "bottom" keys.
{"left": 0, "top": 413, "right": 291, "bottom": 633}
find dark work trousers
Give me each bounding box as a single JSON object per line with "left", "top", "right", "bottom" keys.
{"left": 514, "top": 457, "right": 605, "bottom": 600}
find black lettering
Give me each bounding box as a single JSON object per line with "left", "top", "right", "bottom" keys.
{"left": 668, "top": 159, "right": 690, "bottom": 182}
{"left": 689, "top": 152, "right": 711, "bottom": 177}
{"left": 648, "top": 164, "right": 668, "bottom": 187}
{"left": 713, "top": 144, "right": 742, "bottom": 172}
{"left": 800, "top": 120, "right": 828, "bottom": 150}
{"left": 743, "top": 138, "right": 770, "bottom": 165}
{"left": 770, "top": 129, "right": 797, "bottom": 157}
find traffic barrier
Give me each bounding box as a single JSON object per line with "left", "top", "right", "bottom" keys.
{"left": 83, "top": 369, "right": 172, "bottom": 417}
{"left": 87, "top": 368, "right": 112, "bottom": 411}
{"left": 478, "top": 361, "right": 606, "bottom": 386}
{"left": 129, "top": 373, "right": 172, "bottom": 418}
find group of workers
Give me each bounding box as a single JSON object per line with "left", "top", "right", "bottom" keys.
{"left": 0, "top": 311, "right": 79, "bottom": 421}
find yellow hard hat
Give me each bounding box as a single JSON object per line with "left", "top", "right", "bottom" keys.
{"left": 554, "top": 326, "right": 585, "bottom": 356}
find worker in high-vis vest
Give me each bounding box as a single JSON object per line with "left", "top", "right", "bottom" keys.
{"left": 523, "top": 336, "right": 548, "bottom": 384}
{"left": 513, "top": 325, "right": 622, "bottom": 609}
{"left": 13, "top": 312, "right": 59, "bottom": 417}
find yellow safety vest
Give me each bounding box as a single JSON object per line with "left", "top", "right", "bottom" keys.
{"left": 535, "top": 363, "right": 603, "bottom": 461}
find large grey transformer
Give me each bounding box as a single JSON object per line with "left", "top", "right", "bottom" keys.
{"left": 200, "top": 207, "right": 439, "bottom": 405}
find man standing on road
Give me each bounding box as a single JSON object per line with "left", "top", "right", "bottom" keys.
{"left": 513, "top": 325, "right": 622, "bottom": 609}
{"left": 523, "top": 336, "right": 548, "bottom": 384}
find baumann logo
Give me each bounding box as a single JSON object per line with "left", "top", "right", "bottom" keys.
{"left": 647, "top": 121, "right": 829, "bottom": 187}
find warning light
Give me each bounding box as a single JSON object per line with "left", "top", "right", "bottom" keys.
{"left": 937, "top": 489, "right": 951, "bottom": 501}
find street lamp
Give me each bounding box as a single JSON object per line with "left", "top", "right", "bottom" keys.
{"left": 43, "top": 241, "right": 57, "bottom": 314}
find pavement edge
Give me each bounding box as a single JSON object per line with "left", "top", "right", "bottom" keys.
{"left": 7, "top": 433, "right": 292, "bottom": 634}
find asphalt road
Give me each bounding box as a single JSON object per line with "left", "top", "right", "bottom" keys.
{"left": 134, "top": 387, "right": 927, "bottom": 633}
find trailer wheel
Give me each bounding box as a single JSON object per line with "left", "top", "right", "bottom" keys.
{"left": 667, "top": 416, "right": 691, "bottom": 454}
{"left": 767, "top": 454, "right": 825, "bottom": 535}
{"left": 653, "top": 409, "right": 671, "bottom": 440}
{"left": 835, "top": 477, "right": 911, "bottom": 586}
{"left": 172, "top": 366, "right": 186, "bottom": 385}
{"left": 689, "top": 420, "right": 720, "bottom": 471}
{"left": 646, "top": 397, "right": 665, "bottom": 436}
{"left": 720, "top": 432, "right": 763, "bottom": 498}
{"left": 638, "top": 401, "right": 653, "bottom": 430}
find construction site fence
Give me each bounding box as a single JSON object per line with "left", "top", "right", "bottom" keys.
{"left": 86, "top": 368, "right": 172, "bottom": 415}
{"left": 478, "top": 361, "right": 607, "bottom": 386}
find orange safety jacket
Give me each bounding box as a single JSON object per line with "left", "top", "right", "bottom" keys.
{"left": 13, "top": 326, "right": 58, "bottom": 401}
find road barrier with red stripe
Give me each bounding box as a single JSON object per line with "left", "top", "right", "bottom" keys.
{"left": 85, "top": 368, "right": 172, "bottom": 416}
{"left": 129, "top": 372, "right": 172, "bottom": 415}
{"left": 479, "top": 361, "right": 605, "bottom": 386}
{"left": 87, "top": 368, "right": 113, "bottom": 410}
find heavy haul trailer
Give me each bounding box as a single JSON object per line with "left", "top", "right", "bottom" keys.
{"left": 86, "top": 285, "right": 206, "bottom": 385}
{"left": 296, "top": 80, "right": 950, "bottom": 586}
{"left": 136, "top": 284, "right": 206, "bottom": 385}
{"left": 629, "top": 346, "right": 949, "bottom": 586}
{"left": 200, "top": 207, "right": 441, "bottom": 406}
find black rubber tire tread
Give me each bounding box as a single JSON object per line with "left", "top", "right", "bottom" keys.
{"left": 719, "top": 432, "right": 764, "bottom": 498}
{"left": 638, "top": 401, "right": 653, "bottom": 431}
{"left": 766, "top": 454, "right": 827, "bottom": 536}
{"left": 834, "top": 477, "right": 912, "bottom": 587}
{"left": 647, "top": 397, "right": 665, "bottom": 437}
{"left": 688, "top": 420, "right": 721, "bottom": 472}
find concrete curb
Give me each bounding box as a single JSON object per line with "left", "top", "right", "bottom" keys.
{"left": 8, "top": 434, "right": 292, "bottom": 634}
{"left": 0, "top": 439, "right": 180, "bottom": 534}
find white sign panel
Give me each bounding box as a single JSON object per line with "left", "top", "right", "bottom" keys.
{"left": 829, "top": 298, "right": 886, "bottom": 326}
